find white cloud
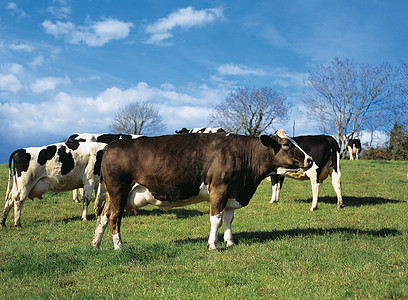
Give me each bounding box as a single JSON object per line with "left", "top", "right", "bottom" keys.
{"left": 9, "top": 43, "right": 33, "bottom": 52}
{"left": 29, "top": 55, "right": 45, "bottom": 68}
{"left": 6, "top": 2, "right": 28, "bottom": 18}
{"left": 42, "top": 18, "right": 133, "bottom": 47}
{"left": 2, "top": 62, "right": 24, "bottom": 75}
{"left": 0, "top": 73, "right": 22, "bottom": 93}
{"left": 46, "top": 4, "right": 71, "bottom": 19}
{"left": 217, "top": 64, "right": 267, "bottom": 76}
{"left": 30, "top": 76, "right": 70, "bottom": 94}
{"left": 270, "top": 68, "right": 308, "bottom": 88}
{"left": 216, "top": 64, "right": 307, "bottom": 88}
{"left": 0, "top": 82, "right": 225, "bottom": 143}
{"left": 145, "top": 6, "right": 223, "bottom": 45}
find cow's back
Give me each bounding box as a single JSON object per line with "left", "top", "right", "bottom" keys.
{"left": 294, "top": 135, "right": 339, "bottom": 172}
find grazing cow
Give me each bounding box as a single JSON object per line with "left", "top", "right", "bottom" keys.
{"left": 269, "top": 135, "right": 343, "bottom": 211}
{"left": 0, "top": 141, "right": 106, "bottom": 227}
{"left": 175, "top": 127, "right": 226, "bottom": 134}
{"left": 345, "top": 138, "right": 361, "bottom": 160}
{"left": 91, "top": 130, "right": 313, "bottom": 250}
{"left": 67, "top": 133, "right": 141, "bottom": 203}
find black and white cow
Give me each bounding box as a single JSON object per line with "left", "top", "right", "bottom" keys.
{"left": 269, "top": 135, "right": 343, "bottom": 211}
{"left": 66, "top": 133, "right": 142, "bottom": 203}
{"left": 67, "top": 133, "right": 141, "bottom": 144}
{"left": 0, "top": 141, "right": 106, "bottom": 227}
{"left": 345, "top": 138, "right": 361, "bottom": 160}
{"left": 91, "top": 130, "right": 313, "bottom": 250}
{"left": 175, "top": 127, "right": 226, "bottom": 134}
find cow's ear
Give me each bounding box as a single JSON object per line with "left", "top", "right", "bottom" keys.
{"left": 260, "top": 135, "right": 281, "bottom": 152}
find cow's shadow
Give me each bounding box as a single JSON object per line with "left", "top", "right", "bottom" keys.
{"left": 57, "top": 208, "right": 205, "bottom": 224}
{"left": 175, "top": 227, "right": 401, "bottom": 247}
{"left": 128, "top": 208, "right": 206, "bottom": 218}
{"left": 297, "top": 196, "right": 404, "bottom": 207}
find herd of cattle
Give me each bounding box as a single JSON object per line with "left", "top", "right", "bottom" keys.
{"left": 0, "top": 128, "right": 362, "bottom": 250}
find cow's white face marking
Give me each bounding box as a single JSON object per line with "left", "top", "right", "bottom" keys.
{"left": 274, "top": 130, "right": 313, "bottom": 169}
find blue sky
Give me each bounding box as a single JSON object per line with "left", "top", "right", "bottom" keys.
{"left": 1, "top": 0, "right": 407, "bottom": 162}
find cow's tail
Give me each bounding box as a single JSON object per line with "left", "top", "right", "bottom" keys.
{"left": 4, "top": 150, "right": 18, "bottom": 203}
{"left": 94, "top": 174, "right": 105, "bottom": 217}
{"left": 330, "top": 138, "right": 341, "bottom": 173}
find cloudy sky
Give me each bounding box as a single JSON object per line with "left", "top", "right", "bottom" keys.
{"left": 1, "top": 0, "right": 407, "bottom": 162}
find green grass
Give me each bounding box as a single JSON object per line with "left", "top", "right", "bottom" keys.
{"left": 0, "top": 160, "right": 407, "bottom": 299}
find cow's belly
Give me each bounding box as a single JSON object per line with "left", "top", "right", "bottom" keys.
{"left": 47, "top": 177, "right": 84, "bottom": 192}
{"left": 285, "top": 170, "right": 310, "bottom": 180}
{"left": 126, "top": 183, "right": 211, "bottom": 212}
{"left": 285, "top": 162, "right": 319, "bottom": 181}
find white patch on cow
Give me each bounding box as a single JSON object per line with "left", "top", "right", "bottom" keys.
{"left": 276, "top": 166, "right": 304, "bottom": 176}
{"left": 270, "top": 180, "right": 281, "bottom": 203}
{"left": 348, "top": 144, "right": 360, "bottom": 160}
{"left": 112, "top": 233, "right": 122, "bottom": 250}
{"left": 91, "top": 215, "right": 109, "bottom": 249}
{"left": 223, "top": 208, "right": 235, "bottom": 246}
{"left": 226, "top": 198, "right": 242, "bottom": 209}
{"left": 126, "top": 182, "right": 210, "bottom": 212}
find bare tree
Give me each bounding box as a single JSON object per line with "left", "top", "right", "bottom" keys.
{"left": 304, "top": 57, "right": 394, "bottom": 149}
{"left": 109, "top": 101, "right": 166, "bottom": 135}
{"left": 209, "top": 87, "right": 291, "bottom": 136}
{"left": 394, "top": 61, "right": 408, "bottom": 128}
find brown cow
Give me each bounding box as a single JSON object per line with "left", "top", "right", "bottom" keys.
{"left": 91, "top": 130, "right": 312, "bottom": 250}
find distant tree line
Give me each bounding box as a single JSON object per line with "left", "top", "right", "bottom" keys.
{"left": 362, "top": 123, "right": 408, "bottom": 161}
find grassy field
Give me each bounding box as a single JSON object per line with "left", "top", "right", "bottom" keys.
{"left": 0, "top": 160, "right": 407, "bottom": 299}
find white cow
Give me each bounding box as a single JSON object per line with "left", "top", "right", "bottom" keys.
{"left": 0, "top": 141, "right": 106, "bottom": 227}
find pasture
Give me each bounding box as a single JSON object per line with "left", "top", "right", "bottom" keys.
{"left": 0, "top": 160, "right": 407, "bottom": 299}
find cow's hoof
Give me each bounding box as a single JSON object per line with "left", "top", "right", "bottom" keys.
{"left": 225, "top": 240, "right": 235, "bottom": 247}
{"left": 310, "top": 207, "right": 318, "bottom": 211}
{"left": 208, "top": 244, "right": 218, "bottom": 251}
{"left": 338, "top": 204, "right": 345, "bottom": 209}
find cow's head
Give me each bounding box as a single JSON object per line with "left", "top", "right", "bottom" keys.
{"left": 260, "top": 129, "right": 313, "bottom": 176}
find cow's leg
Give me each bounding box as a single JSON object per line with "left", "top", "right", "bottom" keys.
{"left": 0, "top": 195, "right": 14, "bottom": 227}
{"left": 348, "top": 146, "right": 353, "bottom": 160}
{"left": 223, "top": 208, "right": 234, "bottom": 246}
{"left": 208, "top": 210, "right": 223, "bottom": 250}
{"left": 91, "top": 214, "right": 109, "bottom": 249}
{"left": 81, "top": 185, "right": 93, "bottom": 221}
{"left": 109, "top": 209, "right": 123, "bottom": 250}
{"left": 208, "top": 188, "right": 228, "bottom": 250}
{"left": 91, "top": 190, "right": 115, "bottom": 249}
{"left": 223, "top": 199, "right": 242, "bottom": 247}
{"left": 13, "top": 198, "right": 26, "bottom": 227}
{"left": 309, "top": 170, "right": 320, "bottom": 211}
{"left": 330, "top": 169, "right": 344, "bottom": 209}
{"left": 72, "top": 189, "right": 79, "bottom": 203}
{"left": 270, "top": 175, "right": 285, "bottom": 203}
